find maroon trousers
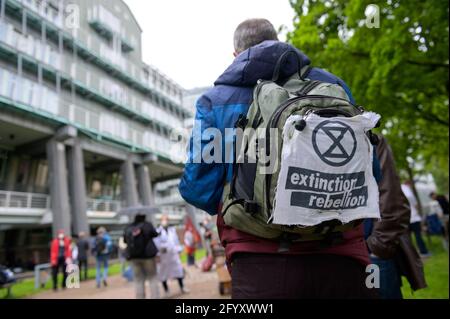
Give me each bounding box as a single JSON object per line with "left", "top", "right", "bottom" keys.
{"left": 231, "top": 253, "right": 379, "bottom": 299}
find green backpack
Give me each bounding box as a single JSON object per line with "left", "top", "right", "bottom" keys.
{"left": 221, "top": 51, "right": 381, "bottom": 247}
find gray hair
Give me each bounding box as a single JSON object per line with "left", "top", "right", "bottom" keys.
{"left": 234, "top": 19, "right": 279, "bottom": 53}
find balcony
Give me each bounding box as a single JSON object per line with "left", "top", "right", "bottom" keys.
{"left": 88, "top": 5, "right": 134, "bottom": 53}
{"left": 0, "top": 35, "right": 177, "bottom": 132}
{"left": 0, "top": 68, "right": 143, "bottom": 152}
{"left": 0, "top": 21, "right": 61, "bottom": 69}
{"left": 0, "top": 190, "right": 50, "bottom": 210}
{"left": 0, "top": 191, "right": 50, "bottom": 224}
{"left": 0, "top": 21, "right": 184, "bottom": 133}
{"left": 87, "top": 198, "right": 121, "bottom": 216}
{"left": 0, "top": 191, "right": 126, "bottom": 224}
{"left": 17, "top": 0, "right": 64, "bottom": 28}
{"left": 3, "top": 0, "right": 189, "bottom": 119}
{"left": 154, "top": 192, "right": 184, "bottom": 206}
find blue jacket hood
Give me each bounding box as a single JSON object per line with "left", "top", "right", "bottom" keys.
{"left": 215, "top": 40, "right": 311, "bottom": 87}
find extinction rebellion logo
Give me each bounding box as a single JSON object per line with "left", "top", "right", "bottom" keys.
{"left": 285, "top": 120, "right": 368, "bottom": 210}
{"left": 312, "top": 120, "right": 357, "bottom": 167}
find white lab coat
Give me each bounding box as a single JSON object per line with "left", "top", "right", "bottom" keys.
{"left": 154, "top": 226, "right": 184, "bottom": 281}
{"left": 401, "top": 184, "right": 422, "bottom": 223}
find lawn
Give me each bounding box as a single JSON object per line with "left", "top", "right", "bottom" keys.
{"left": 180, "top": 248, "right": 207, "bottom": 264}
{"left": 1, "top": 249, "right": 207, "bottom": 299}
{"left": 1, "top": 262, "right": 123, "bottom": 299}
{"left": 3, "top": 242, "right": 447, "bottom": 299}
{"left": 401, "top": 236, "right": 449, "bottom": 299}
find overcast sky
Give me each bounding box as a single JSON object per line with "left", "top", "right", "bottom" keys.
{"left": 124, "top": 0, "right": 296, "bottom": 90}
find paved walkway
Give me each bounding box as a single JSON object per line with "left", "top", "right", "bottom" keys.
{"left": 29, "top": 266, "right": 230, "bottom": 299}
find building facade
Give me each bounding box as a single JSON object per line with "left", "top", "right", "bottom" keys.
{"left": 0, "top": 0, "right": 193, "bottom": 268}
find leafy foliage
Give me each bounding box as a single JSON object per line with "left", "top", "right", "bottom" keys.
{"left": 287, "top": 0, "right": 449, "bottom": 192}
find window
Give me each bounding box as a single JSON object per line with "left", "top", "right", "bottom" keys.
{"left": 39, "top": 87, "right": 58, "bottom": 115}
{"left": 20, "top": 79, "right": 33, "bottom": 105}
{"left": 35, "top": 160, "right": 49, "bottom": 190}
{"left": 6, "top": 72, "right": 17, "bottom": 99}
{"left": 31, "top": 82, "right": 41, "bottom": 108}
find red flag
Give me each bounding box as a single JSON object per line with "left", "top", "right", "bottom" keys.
{"left": 185, "top": 215, "right": 201, "bottom": 243}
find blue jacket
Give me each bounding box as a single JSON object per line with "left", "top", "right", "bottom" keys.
{"left": 179, "top": 40, "right": 375, "bottom": 215}
{"left": 92, "top": 233, "right": 113, "bottom": 257}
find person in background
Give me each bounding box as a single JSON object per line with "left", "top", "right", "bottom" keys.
{"left": 50, "top": 230, "right": 72, "bottom": 291}
{"left": 124, "top": 213, "right": 160, "bottom": 299}
{"left": 71, "top": 239, "right": 78, "bottom": 267}
{"left": 184, "top": 217, "right": 200, "bottom": 267}
{"left": 427, "top": 196, "right": 448, "bottom": 250}
{"left": 118, "top": 236, "right": 128, "bottom": 276}
{"left": 365, "top": 136, "right": 426, "bottom": 299}
{"left": 200, "top": 216, "right": 214, "bottom": 257}
{"left": 154, "top": 215, "right": 189, "bottom": 297}
{"left": 430, "top": 192, "right": 449, "bottom": 239}
{"left": 430, "top": 192, "right": 449, "bottom": 216}
{"left": 184, "top": 227, "right": 196, "bottom": 267}
{"left": 92, "top": 227, "right": 112, "bottom": 288}
{"left": 427, "top": 198, "right": 445, "bottom": 234}
{"left": 76, "top": 232, "right": 90, "bottom": 281}
{"left": 401, "top": 181, "right": 430, "bottom": 257}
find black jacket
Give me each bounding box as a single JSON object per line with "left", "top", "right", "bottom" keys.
{"left": 124, "top": 221, "right": 159, "bottom": 259}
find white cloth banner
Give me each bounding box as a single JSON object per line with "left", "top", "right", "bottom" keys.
{"left": 272, "top": 112, "right": 381, "bottom": 226}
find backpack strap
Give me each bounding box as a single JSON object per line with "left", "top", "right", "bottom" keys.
{"left": 294, "top": 80, "right": 322, "bottom": 96}
{"left": 222, "top": 199, "right": 259, "bottom": 217}
{"left": 300, "top": 65, "right": 313, "bottom": 80}
{"left": 277, "top": 219, "right": 351, "bottom": 252}
{"left": 272, "top": 50, "right": 305, "bottom": 82}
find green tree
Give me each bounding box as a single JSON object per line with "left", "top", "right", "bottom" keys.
{"left": 287, "top": 0, "right": 449, "bottom": 193}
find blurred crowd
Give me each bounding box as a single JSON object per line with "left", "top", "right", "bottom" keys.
{"left": 46, "top": 214, "right": 217, "bottom": 299}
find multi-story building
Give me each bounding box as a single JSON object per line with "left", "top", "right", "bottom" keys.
{"left": 0, "top": 0, "right": 193, "bottom": 268}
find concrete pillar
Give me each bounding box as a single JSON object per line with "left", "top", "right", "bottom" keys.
{"left": 6, "top": 156, "right": 20, "bottom": 191}
{"left": 67, "top": 139, "right": 89, "bottom": 235}
{"left": 121, "top": 156, "right": 138, "bottom": 207}
{"left": 46, "top": 139, "right": 71, "bottom": 236}
{"left": 137, "top": 164, "right": 154, "bottom": 206}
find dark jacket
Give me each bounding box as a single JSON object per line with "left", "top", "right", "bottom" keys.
{"left": 367, "top": 136, "right": 411, "bottom": 258}
{"left": 76, "top": 238, "right": 90, "bottom": 261}
{"left": 180, "top": 40, "right": 375, "bottom": 266}
{"left": 124, "top": 221, "right": 159, "bottom": 259}
{"left": 368, "top": 135, "right": 427, "bottom": 291}
{"left": 436, "top": 195, "right": 449, "bottom": 216}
